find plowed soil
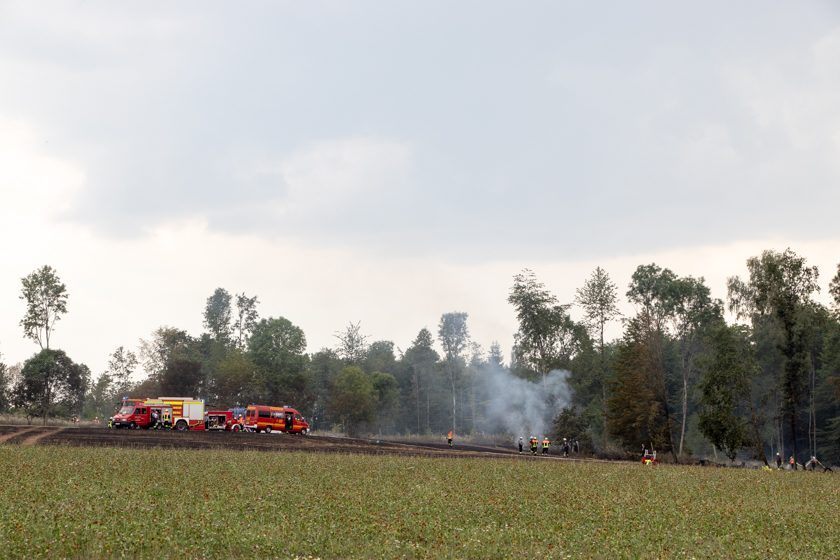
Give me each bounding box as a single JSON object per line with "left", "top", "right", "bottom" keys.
{"left": 0, "top": 425, "right": 547, "bottom": 460}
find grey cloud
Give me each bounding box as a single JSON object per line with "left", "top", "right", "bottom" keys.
{"left": 3, "top": 1, "right": 840, "bottom": 258}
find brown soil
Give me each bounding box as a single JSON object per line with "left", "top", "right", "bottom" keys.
{"left": 0, "top": 425, "right": 571, "bottom": 461}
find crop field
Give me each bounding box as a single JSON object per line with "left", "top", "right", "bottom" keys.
{"left": 0, "top": 446, "right": 837, "bottom": 559}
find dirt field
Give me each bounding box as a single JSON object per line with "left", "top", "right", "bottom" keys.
{"left": 0, "top": 424, "right": 552, "bottom": 460}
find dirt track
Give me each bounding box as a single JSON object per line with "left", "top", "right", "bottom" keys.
{"left": 0, "top": 425, "right": 558, "bottom": 460}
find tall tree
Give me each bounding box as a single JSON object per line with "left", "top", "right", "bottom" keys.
{"left": 697, "top": 324, "right": 756, "bottom": 462}
{"left": 438, "top": 312, "right": 469, "bottom": 433}
{"left": 204, "top": 288, "right": 233, "bottom": 344}
{"left": 329, "top": 366, "right": 376, "bottom": 436}
{"left": 509, "top": 269, "right": 581, "bottom": 383}
{"left": 370, "top": 371, "right": 400, "bottom": 434}
{"left": 607, "top": 312, "right": 673, "bottom": 454}
{"left": 138, "top": 327, "right": 193, "bottom": 381}
{"left": 13, "top": 349, "right": 89, "bottom": 425}
{"left": 334, "top": 321, "right": 369, "bottom": 365}
{"left": 667, "top": 277, "right": 722, "bottom": 456}
{"left": 488, "top": 341, "right": 505, "bottom": 368}
{"left": 106, "top": 346, "right": 138, "bottom": 402}
{"left": 0, "top": 353, "right": 9, "bottom": 413}
{"left": 830, "top": 263, "right": 840, "bottom": 315}
{"left": 575, "top": 267, "right": 620, "bottom": 447}
{"left": 234, "top": 293, "right": 260, "bottom": 349}
{"left": 248, "top": 317, "right": 308, "bottom": 405}
{"left": 19, "top": 265, "right": 68, "bottom": 349}
{"left": 402, "top": 328, "right": 440, "bottom": 433}
{"left": 728, "top": 248, "right": 820, "bottom": 465}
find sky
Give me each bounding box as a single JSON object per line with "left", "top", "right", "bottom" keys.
{"left": 1, "top": 1, "right": 839, "bottom": 377}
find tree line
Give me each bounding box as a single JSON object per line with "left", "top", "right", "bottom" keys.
{"left": 2, "top": 249, "right": 840, "bottom": 463}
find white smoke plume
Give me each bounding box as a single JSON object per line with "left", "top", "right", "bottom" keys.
{"left": 478, "top": 364, "right": 571, "bottom": 442}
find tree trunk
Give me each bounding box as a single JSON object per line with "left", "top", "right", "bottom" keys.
{"left": 600, "top": 321, "right": 609, "bottom": 450}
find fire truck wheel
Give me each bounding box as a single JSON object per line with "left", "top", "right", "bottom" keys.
{"left": 175, "top": 420, "right": 188, "bottom": 431}
{"left": 264, "top": 426, "right": 272, "bottom": 434}
{"left": 129, "top": 422, "right": 137, "bottom": 429}
{"left": 232, "top": 424, "right": 241, "bottom": 432}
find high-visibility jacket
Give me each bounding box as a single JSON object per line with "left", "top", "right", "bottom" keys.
{"left": 542, "top": 439, "right": 550, "bottom": 448}
{"left": 529, "top": 438, "right": 538, "bottom": 448}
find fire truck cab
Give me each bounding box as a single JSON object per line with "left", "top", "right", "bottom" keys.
{"left": 243, "top": 404, "right": 310, "bottom": 434}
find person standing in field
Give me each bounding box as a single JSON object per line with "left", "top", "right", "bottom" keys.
{"left": 776, "top": 453, "right": 783, "bottom": 469}
{"left": 518, "top": 437, "right": 524, "bottom": 454}
{"left": 447, "top": 430, "right": 453, "bottom": 447}
{"left": 529, "top": 436, "right": 538, "bottom": 455}
{"left": 542, "top": 436, "right": 550, "bottom": 455}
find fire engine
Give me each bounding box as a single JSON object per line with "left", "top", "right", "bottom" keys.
{"left": 243, "top": 404, "right": 310, "bottom": 434}
{"left": 205, "top": 410, "right": 243, "bottom": 432}
{"left": 110, "top": 397, "right": 205, "bottom": 431}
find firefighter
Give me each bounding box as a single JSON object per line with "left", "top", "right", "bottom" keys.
{"left": 518, "top": 436, "right": 524, "bottom": 454}
{"left": 447, "top": 430, "right": 454, "bottom": 447}
{"left": 562, "top": 438, "right": 570, "bottom": 457}
{"left": 151, "top": 409, "right": 160, "bottom": 429}
{"left": 542, "top": 436, "right": 550, "bottom": 455}
{"left": 529, "top": 436, "right": 538, "bottom": 455}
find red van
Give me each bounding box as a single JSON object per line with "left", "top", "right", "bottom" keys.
{"left": 243, "top": 405, "right": 310, "bottom": 434}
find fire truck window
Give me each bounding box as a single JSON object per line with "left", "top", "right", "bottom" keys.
{"left": 258, "top": 410, "right": 270, "bottom": 418}
{"left": 295, "top": 415, "right": 302, "bottom": 421}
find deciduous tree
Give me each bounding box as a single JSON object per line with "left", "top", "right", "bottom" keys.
{"left": 13, "top": 349, "right": 89, "bottom": 425}
{"left": 204, "top": 288, "right": 233, "bottom": 344}
{"left": 234, "top": 293, "right": 260, "bottom": 349}
{"left": 438, "top": 312, "right": 469, "bottom": 433}
{"left": 334, "top": 322, "right": 369, "bottom": 365}
{"left": 19, "top": 265, "right": 68, "bottom": 349}
{"left": 728, "top": 248, "right": 820, "bottom": 464}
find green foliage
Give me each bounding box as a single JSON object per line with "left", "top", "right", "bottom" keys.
{"left": 19, "top": 265, "right": 68, "bottom": 349}
{"left": 233, "top": 292, "right": 260, "bottom": 349}
{"left": 697, "top": 324, "right": 753, "bottom": 461}
{"left": 727, "top": 248, "right": 821, "bottom": 461}
{"left": 0, "top": 357, "right": 10, "bottom": 413}
{"left": 370, "top": 371, "right": 399, "bottom": 432}
{"left": 210, "top": 349, "right": 257, "bottom": 408}
{"left": 830, "top": 263, "right": 840, "bottom": 316}
{"left": 509, "top": 269, "right": 582, "bottom": 378}
{"left": 330, "top": 366, "right": 376, "bottom": 435}
{"left": 334, "top": 321, "right": 369, "bottom": 364}
{"left": 552, "top": 407, "right": 593, "bottom": 451}
{"left": 106, "top": 346, "right": 138, "bottom": 402}
{"left": 248, "top": 317, "right": 308, "bottom": 405}
{"left": 12, "top": 349, "right": 89, "bottom": 424}
{"left": 203, "top": 288, "right": 233, "bottom": 344}
{"left": 159, "top": 358, "right": 204, "bottom": 398}
{"left": 607, "top": 313, "right": 674, "bottom": 453}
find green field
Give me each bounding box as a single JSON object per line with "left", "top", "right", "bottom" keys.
{"left": 0, "top": 447, "right": 837, "bottom": 559}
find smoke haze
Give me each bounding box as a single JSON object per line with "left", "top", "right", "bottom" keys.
{"left": 478, "top": 364, "right": 571, "bottom": 442}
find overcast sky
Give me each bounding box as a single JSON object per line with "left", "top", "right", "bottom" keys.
{"left": 1, "top": 1, "right": 839, "bottom": 376}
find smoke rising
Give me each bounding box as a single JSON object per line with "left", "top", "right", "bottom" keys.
{"left": 478, "top": 364, "right": 571, "bottom": 441}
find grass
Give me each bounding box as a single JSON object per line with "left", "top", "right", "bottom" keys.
{"left": 0, "top": 446, "right": 837, "bottom": 559}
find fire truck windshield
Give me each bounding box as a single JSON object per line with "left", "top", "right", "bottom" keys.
{"left": 117, "top": 406, "right": 134, "bottom": 415}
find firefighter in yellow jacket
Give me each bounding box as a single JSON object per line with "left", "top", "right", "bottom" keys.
{"left": 542, "top": 436, "right": 550, "bottom": 455}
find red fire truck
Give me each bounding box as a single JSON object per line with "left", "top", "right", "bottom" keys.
{"left": 205, "top": 410, "right": 243, "bottom": 432}
{"left": 110, "top": 397, "right": 205, "bottom": 431}
{"left": 242, "top": 404, "right": 310, "bottom": 434}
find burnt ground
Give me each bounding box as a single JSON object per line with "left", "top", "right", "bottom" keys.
{"left": 0, "top": 425, "right": 570, "bottom": 461}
